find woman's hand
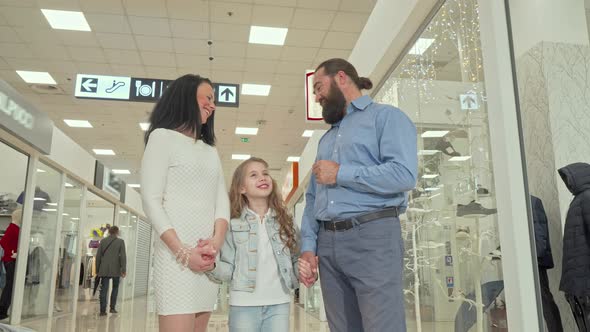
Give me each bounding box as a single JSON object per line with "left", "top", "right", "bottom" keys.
{"left": 188, "top": 245, "right": 216, "bottom": 272}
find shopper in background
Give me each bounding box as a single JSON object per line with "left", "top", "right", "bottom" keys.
{"left": 96, "top": 226, "right": 126, "bottom": 316}
{"left": 207, "top": 157, "right": 300, "bottom": 332}
{"left": 141, "top": 74, "right": 229, "bottom": 332}
{"left": 0, "top": 209, "right": 21, "bottom": 320}
{"left": 299, "top": 58, "right": 418, "bottom": 332}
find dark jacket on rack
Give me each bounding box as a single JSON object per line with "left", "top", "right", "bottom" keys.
{"left": 558, "top": 162, "right": 590, "bottom": 296}
{"left": 531, "top": 195, "right": 554, "bottom": 269}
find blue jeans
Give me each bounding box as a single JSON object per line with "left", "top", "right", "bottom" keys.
{"left": 99, "top": 277, "right": 120, "bottom": 313}
{"left": 229, "top": 303, "right": 290, "bottom": 332}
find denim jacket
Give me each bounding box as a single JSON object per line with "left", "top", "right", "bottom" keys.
{"left": 207, "top": 208, "right": 300, "bottom": 292}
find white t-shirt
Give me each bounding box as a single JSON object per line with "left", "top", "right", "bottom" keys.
{"left": 229, "top": 210, "right": 291, "bottom": 306}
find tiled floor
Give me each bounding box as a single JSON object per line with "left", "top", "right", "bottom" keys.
{"left": 15, "top": 297, "right": 331, "bottom": 332}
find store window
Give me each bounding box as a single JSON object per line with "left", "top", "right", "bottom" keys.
{"left": 21, "top": 162, "right": 62, "bottom": 320}
{"left": 79, "top": 191, "right": 115, "bottom": 303}
{"left": 374, "top": 0, "right": 507, "bottom": 330}
{"left": 0, "top": 141, "right": 28, "bottom": 321}
{"left": 54, "top": 178, "right": 82, "bottom": 316}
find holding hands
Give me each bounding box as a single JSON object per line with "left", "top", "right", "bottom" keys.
{"left": 298, "top": 251, "right": 319, "bottom": 287}
{"left": 313, "top": 160, "right": 339, "bottom": 185}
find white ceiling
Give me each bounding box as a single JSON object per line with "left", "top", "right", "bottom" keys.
{"left": 0, "top": 0, "right": 377, "bottom": 185}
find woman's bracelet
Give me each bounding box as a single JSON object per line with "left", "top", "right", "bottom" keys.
{"left": 174, "top": 245, "right": 192, "bottom": 270}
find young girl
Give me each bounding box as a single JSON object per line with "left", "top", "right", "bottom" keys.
{"left": 207, "top": 157, "right": 300, "bottom": 331}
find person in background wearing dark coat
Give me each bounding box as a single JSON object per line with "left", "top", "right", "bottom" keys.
{"left": 558, "top": 162, "right": 590, "bottom": 332}
{"left": 531, "top": 195, "right": 563, "bottom": 332}
{"left": 0, "top": 209, "right": 21, "bottom": 320}
{"left": 96, "top": 226, "right": 126, "bottom": 316}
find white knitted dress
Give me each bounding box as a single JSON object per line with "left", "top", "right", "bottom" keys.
{"left": 140, "top": 128, "right": 230, "bottom": 315}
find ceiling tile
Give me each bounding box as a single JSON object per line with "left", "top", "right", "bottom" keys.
{"left": 296, "top": 0, "right": 340, "bottom": 10}
{"left": 145, "top": 66, "right": 179, "bottom": 80}
{"left": 123, "top": 0, "right": 168, "bottom": 18}
{"left": 212, "top": 41, "right": 247, "bottom": 57}
{"left": 13, "top": 28, "right": 60, "bottom": 44}
{"left": 0, "top": 27, "right": 20, "bottom": 43}
{"left": 0, "top": 58, "right": 10, "bottom": 70}
{"left": 322, "top": 31, "right": 358, "bottom": 49}
{"left": 170, "top": 20, "right": 209, "bottom": 40}
{"left": 166, "top": 0, "right": 209, "bottom": 21}
{"left": 211, "top": 23, "right": 249, "bottom": 43}
{"left": 175, "top": 54, "right": 210, "bottom": 68}
{"left": 86, "top": 14, "right": 132, "bottom": 34}
{"left": 177, "top": 66, "right": 210, "bottom": 77}
{"left": 331, "top": 12, "right": 369, "bottom": 33}
{"left": 276, "top": 61, "right": 310, "bottom": 75}
{"left": 254, "top": 0, "right": 296, "bottom": 6}
{"left": 75, "top": 62, "right": 112, "bottom": 74}
{"left": 246, "top": 44, "right": 282, "bottom": 60}
{"left": 291, "top": 9, "right": 335, "bottom": 30}
{"left": 281, "top": 46, "right": 317, "bottom": 62}
{"left": 57, "top": 31, "right": 100, "bottom": 47}
{"left": 242, "top": 71, "right": 274, "bottom": 83}
{"left": 128, "top": 16, "right": 171, "bottom": 37}
{"left": 80, "top": 0, "right": 126, "bottom": 14}
{"left": 0, "top": 69, "right": 25, "bottom": 82}
{"left": 140, "top": 51, "right": 176, "bottom": 66}
{"left": 210, "top": 56, "right": 245, "bottom": 72}
{"left": 251, "top": 5, "right": 293, "bottom": 27}
{"left": 315, "top": 48, "right": 350, "bottom": 61}
{"left": 211, "top": 70, "right": 243, "bottom": 83}
{"left": 96, "top": 32, "right": 137, "bottom": 50}
{"left": 136, "top": 36, "right": 174, "bottom": 52}
{"left": 68, "top": 46, "right": 107, "bottom": 63}
{"left": 0, "top": 43, "right": 35, "bottom": 58}
{"left": 173, "top": 38, "right": 210, "bottom": 55}
{"left": 3, "top": 58, "right": 48, "bottom": 71}
{"left": 37, "top": 0, "right": 82, "bottom": 11}
{"left": 273, "top": 74, "right": 305, "bottom": 87}
{"left": 244, "top": 58, "right": 278, "bottom": 73}
{"left": 45, "top": 60, "right": 78, "bottom": 73}
{"left": 0, "top": 7, "right": 51, "bottom": 28}
{"left": 339, "top": 0, "right": 377, "bottom": 13}
{"left": 210, "top": 2, "right": 252, "bottom": 25}
{"left": 30, "top": 44, "right": 71, "bottom": 60}
{"left": 104, "top": 49, "right": 142, "bottom": 65}
{"left": 284, "top": 29, "right": 325, "bottom": 47}
{"left": 111, "top": 63, "right": 147, "bottom": 77}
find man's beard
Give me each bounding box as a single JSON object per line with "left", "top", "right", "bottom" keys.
{"left": 321, "top": 81, "right": 347, "bottom": 125}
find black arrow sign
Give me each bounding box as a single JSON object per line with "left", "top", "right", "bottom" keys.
{"left": 220, "top": 88, "right": 234, "bottom": 102}
{"left": 463, "top": 95, "right": 476, "bottom": 109}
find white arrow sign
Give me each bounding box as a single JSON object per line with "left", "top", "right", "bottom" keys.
{"left": 75, "top": 74, "right": 131, "bottom": 100}
{"left": 81, "top": 78, "right": 98, "bottom": 92}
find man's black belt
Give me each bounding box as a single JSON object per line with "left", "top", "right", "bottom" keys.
{"left": 323, "top": 207, "right": 400, "bottom": 232}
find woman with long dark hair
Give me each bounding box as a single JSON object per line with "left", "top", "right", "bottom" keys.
{"left": 140, "top": 74, "right": 229, "bottom": 332}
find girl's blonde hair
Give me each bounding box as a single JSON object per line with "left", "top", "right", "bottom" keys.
{"left": 229, "top": 157, "right": 298, "bottom": 252}
{"left": 11, "top": 209, "right": 22, "bottom": 226}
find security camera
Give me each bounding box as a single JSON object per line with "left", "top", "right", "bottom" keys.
{"left": 209, "top": 57, "right": 214, "bottom": 61}
{"left": 207, "top": 40, "right": 213, "bottom": 46}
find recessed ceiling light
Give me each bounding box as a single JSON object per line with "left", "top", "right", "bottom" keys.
{"left": 65, "top": 182, "right": 74, "bottom": 188}
{"left": 119, "top": 211, "right": 127, "bottom": 214}
{"left": 242, "top": 84, "right": 271, "bottom": 96}
{"left": 287, "top": 156, "right": 300, "bottom": 162}
{"left": 139, "top": 123, "right": 150, "bottom": 131}
{"left": 421, "top": 130, "right": 449, "bottom": 138}
{"left": 16, "top": 71, "right": 57, "bottom": 85}
{"left": 232, "top": 154, "right": 251, "bottom": 160}
{"left": 449, "top": 156, "right": 472, "bottom": 161}
{"left": 409, "top": 38, "right": 435, "bottom": 55}
{"left": 93, "top": 149, "right": 116, "bottom": 156}
{"left": 36, "top": 168, "right": 46, "bottom": 173}
{"left": 302, "top": 130, "right": 314, "bottom": 138}
{"left": 418, "top": 150, "right": 440, "bottom": 155}
{"left": 42, "top": 208, "right": 57, "bottom": 212}
{"left": 424, "top": 187, "right": 441, "bottom": 192}
{"left": 422, "top": 174, "right": 439, "bottom": 179}
{"left": 34, "top": 197, "right": 46, "bottom": 201}
{"left": 41, "top": 9, "right": 91, "bottom": 31}
{"left": 47, "top": 203, "right": 58, "bottom": 206}
{"left": 235, "top": 127, "right": 259, "bottom": 135}
{"left": 62, "top": 213, "right": 69, "bottom": 216}
{"left": 64, "top": 119, "right": 93, "bottom": 128}
{"left": 112, "top": 169, "right": 130, "bottom": 174}
{"left": 249, "top": 26, "right": 288, "bottom": 46}
{"left": 128, "top": 184, "right": 141, "bottom": 188}
{"left": 71, "top": 217, "right": 80, "bottom": 220}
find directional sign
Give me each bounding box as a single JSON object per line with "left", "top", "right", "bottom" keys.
{"left": 75, "top": 74, "right": 131, "bottom": 100}
{"left": 446, "top": 276, "right": 454, "bottom": 288}
{"left": 460, "top": 93, "right": 479, "bottom": 110}
{"left": 445, "top": 255, "right": 453, "bottom": 266}
{"left": 213, "top": 83, "right": 239, "bottom": 108}
{"left": 129, "top": 77, "right": 172, "bottom": 103}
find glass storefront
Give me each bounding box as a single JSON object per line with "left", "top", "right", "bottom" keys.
{"left": 0, "top": 141, "right": 28, "bottom": 321}
{"left": 53, "top": 178, "right": 82, "bottom": 316}
{"left": 21, "top": 162, "right": 61, "bottom": 320}
{"left": 373, "top": 0, "right": 507, "bottom": 330}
